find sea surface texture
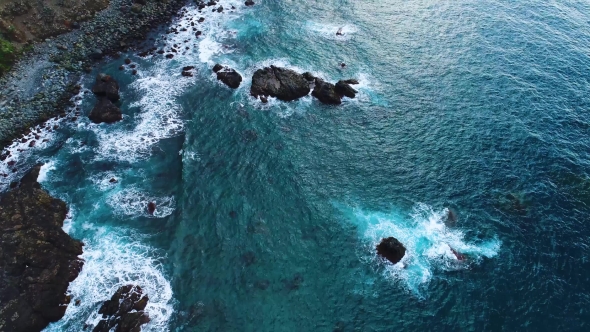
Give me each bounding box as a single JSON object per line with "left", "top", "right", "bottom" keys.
{"left": 2, "top": 0, "right": 588, "bottom": 330}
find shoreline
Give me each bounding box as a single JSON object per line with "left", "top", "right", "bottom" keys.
{"left": 0, "top": 0, "right": 188, "bottom": 151}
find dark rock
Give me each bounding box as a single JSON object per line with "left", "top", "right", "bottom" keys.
{"left": 212, "top": 63, "right": 223, "bottom": 72}
{"left": 71, "top": 22, "right": 80, "bottom": 29}
{"left": 260, "top": 96, "right": 268, "bottom": 103}
{"left": 129, "top": 64, "right": 136, "bottom": 69}
{"left": 336, "top": 27, "right": 343, "bottom": 36}
{"left": 92, "top": 74, "right": 120, "bottom": 102}
{"left": 195, "top": 30, "right": 202, "bottom": 37}
{"left": 118, "top": 65, "right": 124, "bottom": 71}
{"left": 89, "top": 98, "right": 123, "bottom": 124}
{"left": 131, "top": 70, "right": 137, "bottom": 75}
{"left": 311, "top": 79, "right": 341, "bottom": 105}
{"left": 245, "top": 0, "right": 255, "bottom": 6}
{"left": 89, "top": 49, "right": 103, "bottom": 60}
{"left": 92, "top": 285, "right": 150, "bottom": 332}
{"left": 302, "top": 72, "right": 316, "bottom": 82}
{"left": 0, "top": 165, "right": 84, "bottom": 332}
{"left": 342, "top": 78, "right": 359, "bottom": 85}
{"left": 182, "top": 71, "right": 193, "bottom": 77}
{"left": 207, "top": 0, "right": 217, "bottom": 6}
{"left": 217, "top": 6, "right": 224, "bottom": 12}
{"left": 166, "top": 54, "right": 174, "bottom": 59}
{"left": 216, "top": 67, "right": 242, "bottom": 89}
{"left": 199, "top": 17, "right": 205, "bottom": 23}
{"left": 376, "top": 237, "right": 406, "bottom": 264}
{"left": 250, "top": 66, "right": 310, "bottom": 101}
{"left": 147, "top": 202, "right": 156, "bottom": 215}
{"left": 183, "top": 66, "right": 195, "bottom": 71}
{"left": 28, "top": 140, "right": 36, "bottom": 147}
{"left": 340, "top": 62, "right": 346, "bottom": 68}
{"left": 124, "top": 58, "right": 132, "bottom": 65}
{"left": 335, "top": 80, "right": 357, "bottom": 98}
{"left": 109, "top": 178, "right": 117, "bottom": 183}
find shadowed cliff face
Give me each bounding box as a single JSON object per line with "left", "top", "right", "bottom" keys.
{"left": 0, "top": 0, "right": 110, "bottom": 42}
{"left": 0, "top": 165, "right": 83, "bottom": 332}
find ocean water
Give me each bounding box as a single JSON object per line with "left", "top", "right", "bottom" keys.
{"left": 1, "top": 0, "right": 589, "bottom": 330}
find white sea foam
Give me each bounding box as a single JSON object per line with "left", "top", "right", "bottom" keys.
{"left": 44, "top": 228, "right": 173, "bottom": 332}
{"left": 108, "top": 187, "right": 176, "bottom": 218}
{"left": 343, "top": 203, "right": 501, "bottom": 295}
{"left": 306, "top": 21, "right": 359, "bottom": 41}
{"left": 37, "top": 160, "right": 56, "bottom": 183}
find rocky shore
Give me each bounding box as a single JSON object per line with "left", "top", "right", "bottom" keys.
{"left": 0, "top": 165, "right": 84, "bottom": 332}
{"left": 0, "top": 0, "right": 187, "bottom": 150}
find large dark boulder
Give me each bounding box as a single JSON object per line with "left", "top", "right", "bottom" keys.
{"left": 311, "top": 78, "right": 342, "bottom": 105}
{"left": 92, "top": 73, "right": 120, "bottom": 102}
{"left": 92, "top": 285, "right": 150, "bottom": 332}
{"left": 0, "top": 165, "right": 84, "bottom": 332}
{"left": 250, "top": 66, "right": 310, "bottom": 101}
{"left": 214, "top": 65, "right": 242, "bottom": 89}
{"left": 89, "top": 98, "right": 123, "bottom": 124}
{"left": 376, "top": 237, "right": 406, "bottom": 264}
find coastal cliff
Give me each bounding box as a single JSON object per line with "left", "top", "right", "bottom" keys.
{"left": 0, "top": 165, "right": 83, "bottom": 332}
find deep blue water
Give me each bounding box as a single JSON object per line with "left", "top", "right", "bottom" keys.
{"left": 1, "top": 0, "right": 590, "bottom": 330}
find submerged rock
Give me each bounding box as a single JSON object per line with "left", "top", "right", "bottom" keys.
{"left": 0, "top": 165, "right": 84, "bottom": 332}
{"left": 376, "top": 237, "right": 406, "bottom": 264}
{"left": 89, "top": 98, "right": 123, "bottom": 124}
{"left": 245, "top": 0, "right": 255, "bottom": 6}
{"left": 92, "top": 73, "right": 120, "bottom": 102}
{"left": 214, "top": 65, "right": 242, "bottom": 89}
{"left": 250, "top": 66, "right": 310, "bottom": 101}
{"left": 92, "top": 285, "right": 150, "bottom": 332}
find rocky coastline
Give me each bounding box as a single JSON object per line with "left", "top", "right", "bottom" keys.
{"left": 0, "top": 0, "right": 188, "bottom": 150}
{"left": 0, "top": 165, "right": 84, "bottom": 332}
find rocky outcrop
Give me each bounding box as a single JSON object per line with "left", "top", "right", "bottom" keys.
{"left": 334, "top": 80, "right": 358, "bottom": 98}
{"left": 245, "top": 0, "right": 255, "bottom": 6}
{"left": 213, "top": 64, "right": 242, "bottom": 89}
{"left": 92, "top": 285, "right": 150, "bottom": 332}
{"left": 89, "top": 98, "right": 123, "bottom": 124}
{"left": 92, "top": 73, "right": 120, "bottom": 102}
{"left": 376, "top": 237, "right": 406, "bottom": 264}
{"left": 312, "top": 78, "right": 358, "bottom": 105}
{"left": 250, "top": 66, "right": 310, "bottom": 101}
{"left": 311, "top": 78, "right": 342, "bottom": 105}
{"left": 0, "top": 165, "right": 84, "bottom": 332}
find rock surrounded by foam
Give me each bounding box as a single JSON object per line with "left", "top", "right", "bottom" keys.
{"left": 89, "top": 98, "right": 123, "bottom": 124}
{"left": 250, "top": 65, "right": 311, "bottom": 101}
{"left": 92, "top": 285, "right": 150, "bottom": 332}
{"left": 376, "top": 237, "right": 406, "bottom": 264}
{"left": 92, "top": 73, "right": 120, "bottom": 102}
{"left": 0, "top": 165, "right": 84, "bottom": 332}
{"left": 213, "top": 64, "right": 242, "bottom": 89}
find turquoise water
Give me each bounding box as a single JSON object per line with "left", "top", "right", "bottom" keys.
{"left": 1, "top": 0, "right": 589, "bottom": 330}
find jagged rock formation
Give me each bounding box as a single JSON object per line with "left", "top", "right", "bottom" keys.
{"left": 0, "top": 165, "right": 84, "bottom": 332}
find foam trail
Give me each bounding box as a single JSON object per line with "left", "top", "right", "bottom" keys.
{"left": 305, "top": 21, "right": 358, "bottom": 40}
{"left": 340, "top": 202, "right": 501, "bottom": 295}
{"left": 108, "top": 187, "right": 176, "bottom": 218}
{"left": 44, "top": 228, "right": 173, "bottom": 332}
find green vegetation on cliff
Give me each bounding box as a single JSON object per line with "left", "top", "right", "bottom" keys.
{"left": 0, "top": 35, "right": 17, "bottom": 75}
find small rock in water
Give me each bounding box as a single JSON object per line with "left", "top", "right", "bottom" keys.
{"left": 118, "top": 65, "right": 124, "bottom": 70}
{"left": 260, "top": 96, "right": 268, "bottom": 103}
{"left": 109, "top": 178, "right": 118, "bottom": 183}
{"left": 147, "top": 202, "right": 156, "bottom": 215}
{"left": 131, "top": 70, "right": 137, "bottom": 75}
{"left": 376, "top": 237, "right": 406, "bottom": 264}
{"left": 166, "top": 54, "right": 174, "bottom": 59}
{"left": 124, "top": 58, "right": 132, "bottom": 64}
{"left": 245, "top": 0, "right": 255, "bottom": 6}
